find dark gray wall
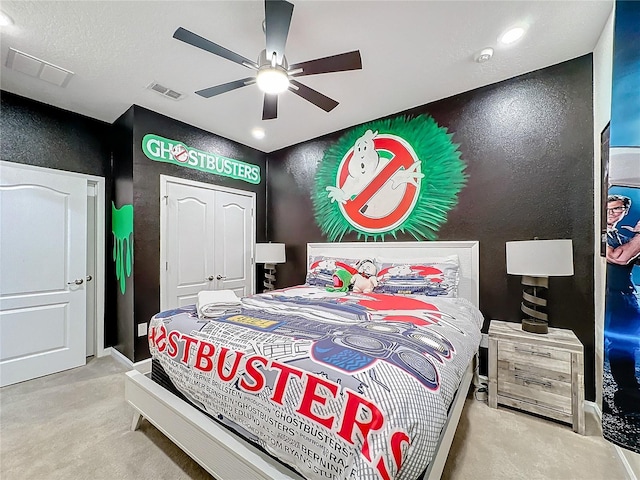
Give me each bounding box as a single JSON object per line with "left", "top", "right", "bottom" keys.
{"left": 128, "top": 106, "right": 267, "bottom": 362}
{"left": 112, "top": 108, "right": 135, "bottom": 359}
{"left": 0, "top": 55, "right": 598, "bottom": 400}
{"left": 0, "top": 91, "right": 116, "bottom": 346}
{"left": 265, "top": 55, "right": 597, "bottom": 400}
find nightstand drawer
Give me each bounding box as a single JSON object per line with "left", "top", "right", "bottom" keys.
{"left": 497, "top": 366, "right": 572, "bottom": 413}
{"left": 498, "top": 340, "right": 571, "bottom": 374}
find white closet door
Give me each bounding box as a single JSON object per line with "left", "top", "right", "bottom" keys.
{"left": 213, "top": 190, "right": 254, "bottom": 297}
{"left": 0, "top": 163, "right": 87, "bottom": 386}
{"left": 162, "top": 177, "right": 255, "bottom": 310}
{"left": 165, "top": 181, "right": 216, "bottom": 308}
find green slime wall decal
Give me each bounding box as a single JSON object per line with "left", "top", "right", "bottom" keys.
{"left": 112, "top": 202, "right": 133, "bottom": 295}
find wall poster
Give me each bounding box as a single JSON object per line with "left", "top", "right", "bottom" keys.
{"left": 601, "top": 122, "right": 610, "bottom": 257}
{"left": 313, "top": 114, "right": 466, "bottom": 241}
{"left": 602, "top": 0, "right": 640, "bottom": 454}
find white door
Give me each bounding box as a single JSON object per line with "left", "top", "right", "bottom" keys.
{"left": 214, "top": 190, "right": 254, "bottom": 297}
{"left": 162, "top": 177, "right": 255, "bottom": 310}
{"left": 0, "top": 163, "right": 87, "bottom": 386}
{"left": 165, "top": 181, "right": 216, "bottom": 308}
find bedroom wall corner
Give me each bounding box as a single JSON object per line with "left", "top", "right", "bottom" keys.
{"left": 130, "top": 106, "right": 268, "bottom": 363}
{"left": 111, "top": 106, "right": 135, "bottom": 362}
{"left": 0, "top": 90, "right": 116, "bottom": 355}
{"left": 592, "top": 4, "right": 614, "bottom": 414}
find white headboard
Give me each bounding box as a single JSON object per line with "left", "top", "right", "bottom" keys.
{"left": 307, "top": 241, "right": 480, "bottom": 308}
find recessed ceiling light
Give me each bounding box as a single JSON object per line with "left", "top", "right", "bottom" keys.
{"left": 500, "top": 26, "right": 526, "bottom": 45}
{"left": 252, "top": 127, "right": 265, "bottom": 139}
{"left": 0, "top": 11, "right": 14, "bottom": 27}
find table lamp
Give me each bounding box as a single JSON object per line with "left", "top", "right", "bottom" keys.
{"left": 506, "top": 239, "right": 574, "bottom": 334}
{"left": 255, "top": 243, "right": 286, "bottom": 292}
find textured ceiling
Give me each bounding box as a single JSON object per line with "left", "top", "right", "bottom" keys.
{"left": 0, "top": 1, "right": 613, "bottom": 153}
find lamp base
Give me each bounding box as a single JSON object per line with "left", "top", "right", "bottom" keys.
{"left": 520, "top": 275, "right": 549, "bottom": 334}
{"left": 262, "top": 263, "right": 276, "bottom": 292}
{"left": 522, "top": 318, "right": 548, "bottom": 334}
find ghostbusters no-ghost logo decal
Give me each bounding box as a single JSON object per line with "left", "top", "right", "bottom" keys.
{"left": 313, "top": 114, "right": 467, "bottom": 241}
{"left": 170, "top": 143, "right": 189, "bottom": 163}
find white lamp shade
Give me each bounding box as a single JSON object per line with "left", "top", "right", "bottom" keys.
{"left": 506, "top": 239, "right": 574, "bottom": 277}
{"left": 255, "top": 243, "right": 286, "bottom": 264}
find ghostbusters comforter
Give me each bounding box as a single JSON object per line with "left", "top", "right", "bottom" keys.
{"left": 148, "top": 286, "right": 483, "bottom": 480}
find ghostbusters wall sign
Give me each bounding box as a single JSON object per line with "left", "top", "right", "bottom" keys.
{"left": 142, "top": 134, "right": 261, "bottom": 184}
{"left": 313, "top": 114, "right": 467, "bottom": 241}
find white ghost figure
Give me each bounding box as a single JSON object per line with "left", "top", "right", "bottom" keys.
{"left": 326, "top": 130, "right": 424, "bottom": 218}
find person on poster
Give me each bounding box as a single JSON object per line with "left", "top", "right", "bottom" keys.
{"left": 605, "top": 194, "right": 640, "bottom": 411}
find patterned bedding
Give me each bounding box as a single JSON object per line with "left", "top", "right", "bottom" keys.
{"left": 148, "top": 286, "right": 483, "bottom": 480}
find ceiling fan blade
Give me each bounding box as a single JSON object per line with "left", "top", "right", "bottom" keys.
{"left": 264, "top": 0, "right": 294, "bottom": 65}
{"left": 289, "top": 79, "right": 339, "bottom": 112}
{"left": 196, "top": 78, "right": 255, "bottom": 98}
{"left": 289, "top": 50, "right": 362, "bottom": 77}
{"left": 174, "top": 27, "right": 256, "bottom": 68}
{"left": 262, "top": 94, "right": 278, "bottom": 120}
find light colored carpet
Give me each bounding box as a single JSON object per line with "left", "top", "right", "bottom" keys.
{"left": 0, "top": 355, "right": 629, "bottom": 480}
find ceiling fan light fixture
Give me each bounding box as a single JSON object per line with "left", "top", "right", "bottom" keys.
{"left": 256, "top": 67, "right": 289, "bottom": 94}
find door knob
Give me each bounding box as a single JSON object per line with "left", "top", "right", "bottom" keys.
{"left": 86, "top": 275, "right": 93, "bottom": 282}
{"left": 206, "top": 276, "right": 214, "bottom": 281}
{"left": 216, "top": 275, "right": 226, "bottom": 280}
{"left": 67, "top": 278, "right": 84, "bottom": 285}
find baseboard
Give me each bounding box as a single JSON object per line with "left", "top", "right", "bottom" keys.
{"left": 586, "top": 400, "right": 639, "bottom": 480}
{"left": 584, "top": 400, "right": 602, "bottom": 423}
{"left": 614, "top": 446, "right": 639, "bottom": 480}
{"left": 97, "top": 346, "right": 112, "bottom": 358}
{"left": 110, "top": 348, "right": 152, "bottom": 374}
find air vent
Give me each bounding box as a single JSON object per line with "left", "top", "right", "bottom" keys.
{"left": 147, "top": 81, "right": 185, "bottom": 100}
{"left": 6, "top": 48, "right": 74, "bottom": 87}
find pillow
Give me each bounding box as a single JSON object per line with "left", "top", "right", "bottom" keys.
{"left": 305, "top": 255, "right": 360, "bottom": 287}
{"left": 374, "top": 256, "right": 459, "bottom": 297}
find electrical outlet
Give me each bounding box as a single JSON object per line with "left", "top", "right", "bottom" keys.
{"left": 480, "top": 333, "right": 489, "bottom": 349}
{"left": 137, "top": 322, "right": 148, "bottom": 337}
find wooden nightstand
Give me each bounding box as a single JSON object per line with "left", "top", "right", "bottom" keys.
{"left": 488, "top": 320, "right": 585, "bottom": 435}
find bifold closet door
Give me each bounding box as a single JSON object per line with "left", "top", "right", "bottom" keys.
{"left": 213, "top": 190, "right": 253, "bottom": 297}
{"left": 163, "top": 179, "right": 255, "bottom": 310}
{"left": 165, "top": 181, "right": 216, "bottom": 308}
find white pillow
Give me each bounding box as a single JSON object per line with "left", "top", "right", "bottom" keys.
{"left": 374, "top": 255, "right": 459, "bottom": 297}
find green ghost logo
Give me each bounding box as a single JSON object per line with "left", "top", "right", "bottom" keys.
{"left": 112, "top": 202, "right": 133, "bottom": 295}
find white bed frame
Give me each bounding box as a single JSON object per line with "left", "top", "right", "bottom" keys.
{"left": 125, "top": 241, "right": 480, "bottom": 480}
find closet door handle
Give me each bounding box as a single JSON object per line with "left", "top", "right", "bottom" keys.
{"left": 206, "top": 276, "right": 214, "bottom": 281}
{"left": 216, "top": 275, "right": 227, "bottom": 280}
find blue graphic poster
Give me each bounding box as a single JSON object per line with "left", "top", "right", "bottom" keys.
{"left": 602, "top": 0, "right": 640, "bottom": 454}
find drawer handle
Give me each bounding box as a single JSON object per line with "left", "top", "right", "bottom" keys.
{"left": 514, "top": 347, "right": 551, "bottom": 357}
{"left": 515, "top": 374, "right": 551, "bottom": 388}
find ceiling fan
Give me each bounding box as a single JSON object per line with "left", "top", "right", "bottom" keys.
{"left": 173, "top": 0, "right": 362, "bottom": 120}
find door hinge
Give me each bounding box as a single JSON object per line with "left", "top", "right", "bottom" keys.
{"left": 163, "top": 195, "right": 168, "bottom": 205}
{"left": 165, "top": 261, "right": 168, "bottom": 271}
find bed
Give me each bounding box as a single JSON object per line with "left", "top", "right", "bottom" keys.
{"left": 125, "top": 241, "right": 482, "bottom": 480}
